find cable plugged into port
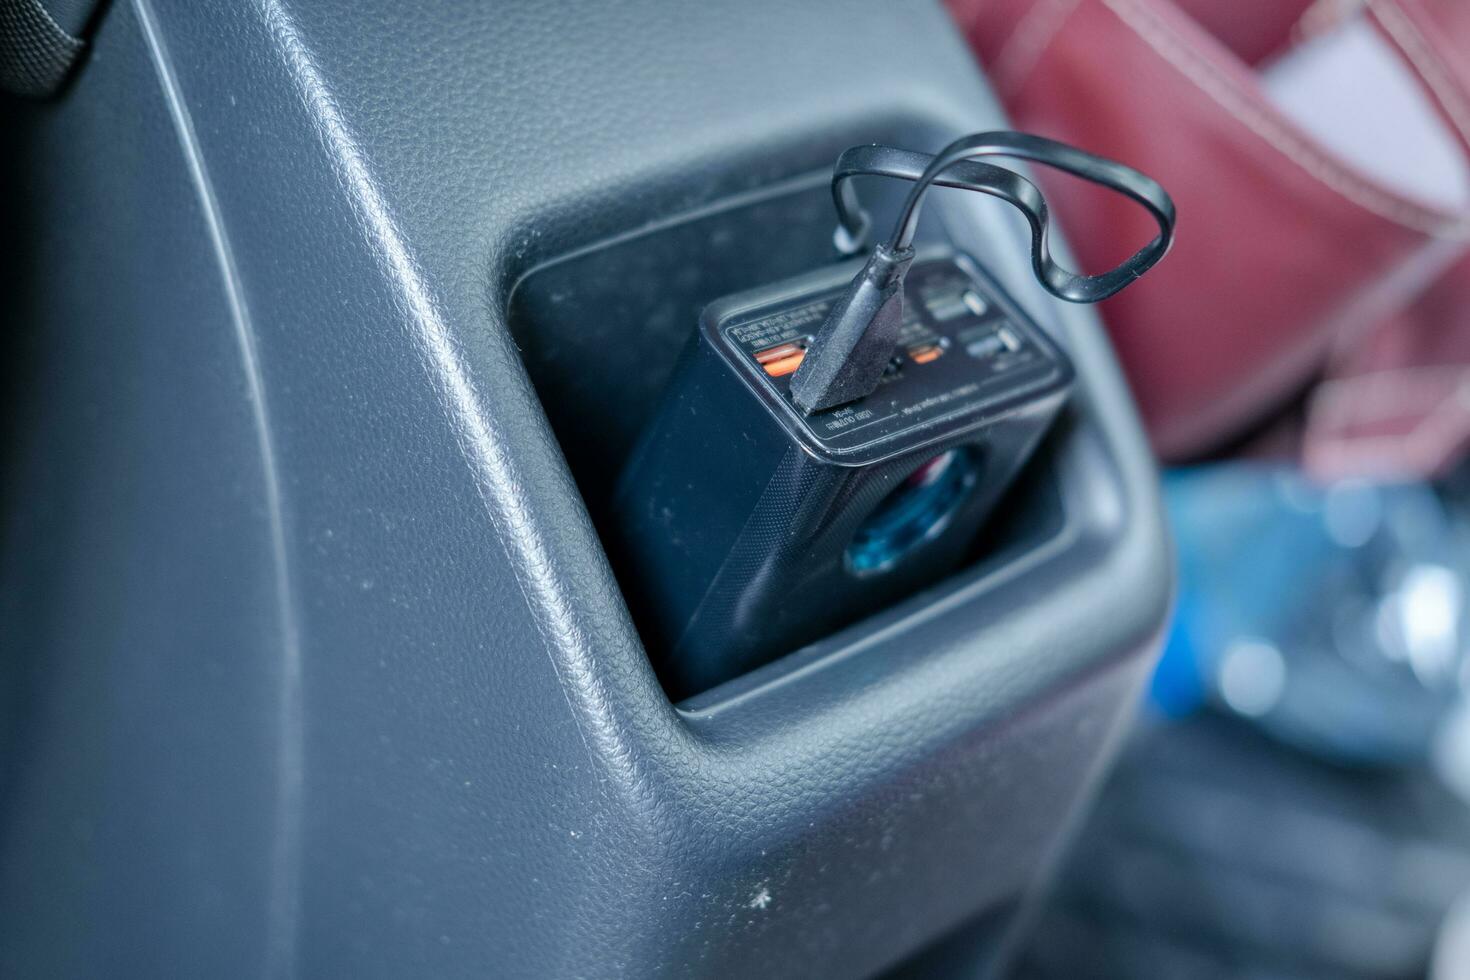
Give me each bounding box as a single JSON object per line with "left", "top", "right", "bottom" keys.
{"left": 788, "top": 244, "right": 913, "bottom": 413}
{"left": 789, "top": 130, "right": 1176, "bottom": 416}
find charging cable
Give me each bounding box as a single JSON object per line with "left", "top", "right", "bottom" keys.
{"left": 789, "top": 131, "right": 1175, "bottom": 414}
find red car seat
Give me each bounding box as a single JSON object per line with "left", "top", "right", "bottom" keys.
{"left": 947, "top": 0, "right": 1470, "bottom": 471}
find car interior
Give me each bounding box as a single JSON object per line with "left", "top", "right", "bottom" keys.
{"left": 5, "top": 0, "right": 1470, "bottom": 977}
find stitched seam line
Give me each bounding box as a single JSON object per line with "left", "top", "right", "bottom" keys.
{"left": 1100, "top": 0, "right": 1470, "bottom": 237}
{"left": 1314, "top": 364, "right": 1470, "bottom": 414}
{"left": 993, "top": 0, "right": 1082, "bottom": 100}
{"left": 1309, "top": 399, "right": 1470, "bottom": 472}
{"left": 1370, "top": 0, "right": 1470, "bottom": 150}
{"left": 1295, "top": 0, "right": 1369, "bottom": 41}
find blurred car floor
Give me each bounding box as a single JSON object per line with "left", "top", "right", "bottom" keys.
{"left": 1015, "top": 714, "right": 1470, "bottom": 979}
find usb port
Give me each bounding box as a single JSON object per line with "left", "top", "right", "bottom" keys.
{"left": 907, "top": 343, "right": 945, "bottom": 365}
{"left": 960, "top": 323, "right": 1023, "bottom": 361}
{"left": 754, "top": 340, "right": 808, "bottom": 378}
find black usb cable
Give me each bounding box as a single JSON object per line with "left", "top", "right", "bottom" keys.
{"left": 789, "top": 131, "right": 1176, "bottom": 415}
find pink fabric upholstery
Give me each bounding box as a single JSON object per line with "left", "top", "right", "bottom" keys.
{"left": 948, "top": 0, "right": 1470, "bottom": 466}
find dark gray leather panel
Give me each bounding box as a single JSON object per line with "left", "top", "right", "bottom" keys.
{"left": 0, "top": 0, "right": 1173, "bottom": 976}
{"left": 1, "top": 7, "right": 277, "bottom": 973}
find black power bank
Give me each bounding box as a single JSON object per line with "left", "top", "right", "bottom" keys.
{"left": 612, "top": 249, "right": 1073, "bottom": 696}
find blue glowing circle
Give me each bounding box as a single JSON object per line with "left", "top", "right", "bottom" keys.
{"left": 845, "top": 448, "right": 979, "bottom": 576}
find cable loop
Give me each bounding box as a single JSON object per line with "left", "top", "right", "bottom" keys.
{"left": 831, "top": 132, "right": 1175, "bottom": 304}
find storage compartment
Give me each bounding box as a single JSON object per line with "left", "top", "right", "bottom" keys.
{"left": 3, "top": 0, "right": 1179, "bottom": 974}
{"left": 507, "top": 163, "right": 1080, "bottom": 697}
{"left": 507, "top": 171, "right": 840, "bottom": 527}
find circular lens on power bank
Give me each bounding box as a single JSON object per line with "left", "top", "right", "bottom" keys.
{"left": 846, "top": 448, "right": 979, "bottom": 576}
